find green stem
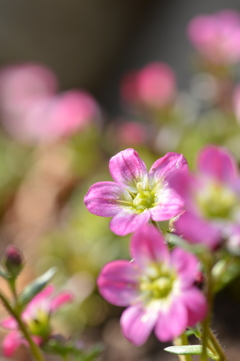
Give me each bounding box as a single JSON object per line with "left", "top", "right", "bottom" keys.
{"left": 0, "top": 291, "right": 46, "bottom": 361}
{"left": 208, "top": 329, "right": 228, "bottom": 361}
{"left": 151, "top": 220, "right": 161, "bottom": 232}
{"left": 201, "top": 256, "right": 213, "bottom": 361}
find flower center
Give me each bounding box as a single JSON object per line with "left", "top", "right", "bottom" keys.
{"left": 140, "top": 264, "right": 176, "bottom": 300}
{"left": 131, "top": 182, "right": 157, "bottom": 212}
{"left": 196, "top": 182, "right": 237, "bottom": 220}
{"left": 27, "top": 309, "right": 51, "bottom": 339}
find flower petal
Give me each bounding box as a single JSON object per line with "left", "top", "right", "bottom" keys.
{"left": 2, "top": 331, "right": 22, "bottom": 357}
{"left": 197, "top": 145, "right": 238, "bottom": 184}
{"left": 110, "top": 209, "right": 150, "bottom": 236}
{"left": 170, "top": 248, "right": 198, "bottom": 288}
{"left": 1, "top": 317, "right": 17, "bottom": 330}
{"left": 174, "top": 211, "right": 221, "bottom": 249}
{"left": 150, "top": 188, "right": 184, "bottom": 221}
{"left": 180, "top": 288, "right": 207, "bottom": 327}
{"left": 50, "top": 292, "right": 73, "bottom": 312}
{"left": 130, "top": 224, "right": 168, "bottom": 267}
{"left": 109, "top": 149, "right": 147, "bottom": 190}
{"left": 149, "top": 152, "right": 188, "bottom": 182}
{"left": 97, "top": 260, "right": 139, "bottom": 306}
{"left": 120, "top": 304, "right": 158, "bottom": 346}
{"left": 155, "top": 298, "right": 187, "bottom": 342}
{"left": 84, "top": 181, "right": 129, "bottom": 217}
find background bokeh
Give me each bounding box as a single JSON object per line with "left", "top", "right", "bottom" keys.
{"left": 1, "top": 1, "right": 240, "bottom": 360}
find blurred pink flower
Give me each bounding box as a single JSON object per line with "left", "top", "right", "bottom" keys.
{"left": 1, "top": 285, "right": 73, "bottom": 357}
{"left": 84, "top": 148, "right": 187, "bottom": 236}
{"left": 116, "top": 121, "right": 146, "bottom": 146}
{"left": 98, "top": 225, "right": 207, "bottom": 345}
{"left": 0, "top": 63, "right": 100, "bottom": 143}
{"left": 170, "top": 145, "right": 240, "bottom": 249}
{"left": 188, "top": 10, "right": 240, "bottom": 65}
{"left": 120, "top": 62, "right": 176, "bottom": 111}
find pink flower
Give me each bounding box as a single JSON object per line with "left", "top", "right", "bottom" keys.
{"left": 0, "top": 63, "right": 100, "bottom": 143}
{"left": 120, "top": 62, "right": 176, "bottom": 111}
{"left": 188, "top": 10, "right": 240, "bottom": 66}
{"left": 98, "top": 225, "right": 207, "bottom": 345}
{"left": 170, "top": 145, "right": 240, "bottom": 249}
{"left": 116, "top": 121, "right": 146, "bottom": 147}
{"left": 84, "top": 148, "right": 187, "bottom": 236}
{"left": 1, "top": 285, "right": 73, "bottom": 357}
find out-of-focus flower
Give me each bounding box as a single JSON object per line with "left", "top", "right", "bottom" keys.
{"left": 116, "top": 121, "right": 146, "bottom": 147}
{"left": 1, "top": 285, "right": 73, "bottom": 357}
{"left": 98, "top": 225, "right": 207, "bottom": 345}
{"left": 170, "top": 145, "right": 240, "bottom": 249}
{"left": 84, "top": 148, "right": 187, "bottom": 236}
{"left": 188, "top": 10, "right": 240, "bottom": 66}
{"left": 120, "top": 62, "right": 176, "bottom": 112}
{"left": 0, "top": 63, "right": 100, "bottom": 143}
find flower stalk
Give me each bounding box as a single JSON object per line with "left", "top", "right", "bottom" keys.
{"left": 0, "top": 291, "right": 46, "bottom": 361}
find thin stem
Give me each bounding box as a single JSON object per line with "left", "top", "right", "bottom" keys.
{"left": 8, "top": 277, "right": 18, "bottom": 303}
{"left": 0, "top": 291, "right": 46, "bottom": 361}
{"left": 208, "top": 329, "right": 228, "bottom": 361}
{"left": 201, "top": 255, "right": 213, "bottom": 361}
{"left": 173, "top": 334, "right": 193, "bottom": 361}
{"left": 151, "top": 220, "right": 161, "bottom": 232}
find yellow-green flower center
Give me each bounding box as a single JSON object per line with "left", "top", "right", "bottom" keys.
{"left": 27, "top": 309, "right": 51, "bottom": 339}
{"left": 120, "top": 181, "right": 160, "bottom": 213}
{"left": 196, "top": 182, "right": 236, "bottom": 220}
{"left": 139, "top": 264, "right": 176, "bottom": 301}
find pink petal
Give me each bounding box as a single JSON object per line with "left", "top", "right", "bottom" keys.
{"left": 155, "top": 299, "right": 187, "bottom": 342}
{"left": 169, "top": 171, "right": 197, "bottom": 211}
{"left": 170, "top": 248, "right": 198, "bottom": 288}
{"left": 50, "top": 292, "right": 73, "bottom": 312}
{"left": 109, "top": 149, "right": 147, "bottom": 190}
{"left": 97, "top": 260, "right": 139, "bottom": 306}
{"left": 110, "top": 209, "right": 150, "bottom": 236}
{"left": 150, "top": 188, "right": 184, "bottom": 221}
{"left": 2, "top": 331, "right": 22, "bottom": 357}
{"left": 180, "top": 288, "right": 207, "bottom": 326}
{"left": 84, "top": 181, "right": 129, "bottom": 217}
{"left": 120, "top": 304, "right": 158, "bottom": 346}
{"left": 197, "top": 145, "right": 238, "bottom": 184}
{"left": 1, "top": 317, "right": 17, "bottom": 330}
{"left": 149, "top": 152, "right": 188, "bottom": 183}
{"left": 174, "top": 211, "right": 221, "bottom": 249}
{"left": 130, "top": 224, "right": 168, "bottom": 267}
{"left": 29, "top": 284, "right": 54, "bottom": 305}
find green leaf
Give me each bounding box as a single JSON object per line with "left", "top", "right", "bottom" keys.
{"left": 164, "top": 345, "right": 217, "bottom": 360}
{"left": 18, "top": 267, "right": 57, "bottom": 308}
{"left": 167, "top": 234, "right": 208, "bottom": 256}
{"left": 0, "top": 268, "right": 9, "bottom": 280}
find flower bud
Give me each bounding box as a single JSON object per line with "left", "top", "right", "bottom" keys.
{"left": 3, "top": 245, "right": 24, "bottom": 278}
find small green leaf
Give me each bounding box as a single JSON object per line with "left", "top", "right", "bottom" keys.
{"left": 0, "top": 268, "right": 9, "bottom": 280}
{"left": 167, "top": 234, "right": 207, "bottom": 256}
{"left": 164, "top": 345, "right": 217, "bottom": 360}
{"left": 18, "top": 267, "right": 57, "bottom": 308}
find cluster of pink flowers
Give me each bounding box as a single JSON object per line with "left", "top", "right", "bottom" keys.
{"left": 0, "top": 63, "right": 100, "bottom": 143}
{"left": 84, "top": 146, "right": 236, "bottom": 344}
{"left": 188, "top": 10, "right": 240, "bottom": 66}
{"left": 120, "top": 62, "right": 176, "bottom": 112}
{"left": 1, "top": 285, "right": 73, "bottom": 357}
